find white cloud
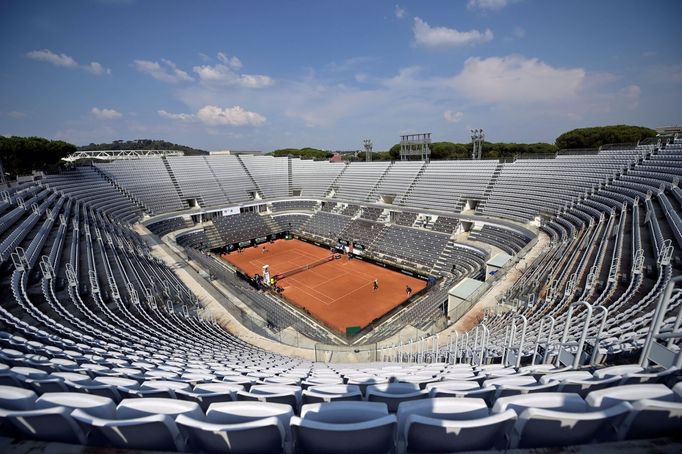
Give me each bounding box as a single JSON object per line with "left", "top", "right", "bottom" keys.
{"left": 157, "top": 106, "right": 267, "bottom": 126}
{"left": 452, "top": 55, "right": 585, "bottom": 104}
{"left": 83, "top": 62, "right": 111, "bottom": 75}
{"left": 444, "top": 110, "right": 464, "bottom": 123}
{"left": 193, "top": 58, "right": 272, "bottom": 88}
{"left": 512, "top": 26, "right": 525, "bottom": 38}
{"left": 621, "top": 84, "right": 641, "bottom": 110}
{"left": 26, "top": 49, "right": 111, "bottom": 75}
{"left": 394, "top": 4, "right": 406, "bottom": 19}
{"left": 133, "top": 59, "right": 194, "bottom": 83}
{"left": 217, "top": 52, "right": 242, "bottom": 69}
{"left": 157, "top": 110, "right": 195, "bottom": 121}
{"left": 91, "top": 107, "right": 122, "bottom": 120}
{"left": 6, "top": 111, "right": 27, "bottom": 119}
{"left": 26, "top": 49, "right": 78, "bottom": 68}
{"left": 467, "top": 0, "right": 513, "bottom": 11}
{"left": 196, "top": 105, "right": 266, "bottom": 126}
{"left": 413, "top": 17, "right": 493, "bottom": 48}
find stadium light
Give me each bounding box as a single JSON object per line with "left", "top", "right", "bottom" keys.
{"left": 471, "top": 128, "right": 485, "bottom": 160}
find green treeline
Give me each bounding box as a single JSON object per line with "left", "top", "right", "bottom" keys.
{"left": 555, "top": 125, "right": 656, "bottom": 149}
{"left": 0, "top": 136, "right": 76, "bottom": 178}
{"left": 271, "top": 147, "right": 333, "bottom": 160}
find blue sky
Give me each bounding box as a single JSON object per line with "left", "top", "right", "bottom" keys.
{"left": 1, "top": 0, "right": 680, "bottom": 151}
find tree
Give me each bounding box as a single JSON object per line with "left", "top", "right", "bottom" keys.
{"left": 0, "top": 136, "right": 76, "bottom": 178}
{"left": 270, "top": 147, "right": 332, "bottom": 160}
{"left": 555, "top": 125, "right": 656, "bottom": 150}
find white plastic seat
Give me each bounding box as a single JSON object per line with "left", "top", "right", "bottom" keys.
{"left": 428, "top": 381, "right": 496, "bottom": 404}
{"left": 207, "top": 401, "right": 295, "bottom": 442}
{"left": 175, "top": 383, "right": 242, "bottom": 411}
{"left": 34, "top": 392, "right": 116, "bottom": 418}
{"left": 511, "top": 401, "right": 632, "bottom": 448}
{"left": 538, "top": 370, "right": 593, "bottom": 385}
{"left": 24, "top": 377, "right": 69, "bottom": 394}
{"left": 482, "top": 375, "right": 537, "bottom": 388}
{"left": 71, "top": 409, "right": 184, "bottom": 451}
{"left": 494, "top": 381, "right": 560, "bottom": 400}
{"left": 51, "top": 372, "right": 93, "bottom": 384}
{"left": 618, "top": 399, "right": 682, "bottom": 440}
{"left": 395, "top": 375, "right": 440, "bottom": 389}
{"left": 585, "top": 384, "right": 678, "bottom": 409}
{"left": 345, "top": 377, "right": 389, "bottom": 395}
{"left": 301, "top": 377, "right": 343, "bottom": 389}
{"left": 237, "top": 384, "right": 301, "bottom": 411}
{"left": 366, "top": 383, "right": 429, "bottom": 412}
{"left": 176, "top": 414, "right": 286, "bottom": 453}
{"left": 0, "top": 385, "right": 36, "bottom": 410}
{"left": 302, "top": 384, "right": 362, "bottom": 404}
{"left": 130, "top": 380, "right": 191, "bottom": 398}
{"left": 403, "top": 407, "right": 516, "bottom": 452}
{"left": 292, "top": 402, "right": 396, "bottom": 454}
{"left": 93, "top": 375, "right": 140, "bottom": 389}
{"left": 263, "top": 376, "right": 300, "bottom": 386}
{"left": 492, "top": 392, "right": 588, "bottom": 414}
{"left": 557, "top": 375, "right": 622, "bottom": 397}
{"left": 10, "top": 366, "right": 49, "bottom": 379}
{"left": 69, "top": 381, "right": 124, "bottom": 403}
{"left": 1, "top": 406, "right": 86, "bottom": 444}
{"left": 396, "top": 397, "right": 489, "bottom": 445}
{"left": 117, "top": 397, "right": 204, "bottom": 419}
{"left": 592, "top": 364, "right": 644, "bottom": 379}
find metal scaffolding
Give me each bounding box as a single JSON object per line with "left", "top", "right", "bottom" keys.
{"left": 400, "top": 133, "right": 431, "bottom": 162}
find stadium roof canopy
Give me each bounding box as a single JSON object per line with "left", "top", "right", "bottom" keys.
{"left": 62, "top": 149, "right": 184, "bottom": 162}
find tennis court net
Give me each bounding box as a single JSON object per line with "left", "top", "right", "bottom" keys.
{"left": 273, "top": 254, "right": 340, "bottom": 280}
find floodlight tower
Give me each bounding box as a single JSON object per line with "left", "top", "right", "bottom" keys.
{"left": 471, "top": 129, "right": 485, "bottom": 160}
{"left": 363, "top": 139, "right": 373, "bottom": 162}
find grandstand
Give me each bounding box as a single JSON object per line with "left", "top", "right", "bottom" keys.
{"left": 0, "top": 137, "right": 681, "bottom": 452}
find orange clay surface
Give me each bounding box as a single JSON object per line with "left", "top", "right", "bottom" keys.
{"left": 221, "top": 239, "right": 427, "bottom": 333}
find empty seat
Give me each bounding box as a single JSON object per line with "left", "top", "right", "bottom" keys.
{"left": 557, "top": 376, "right": 622, "bottom": 397}
{"left": 2, "top": 406, "right": 86, "bottom": 444}
{"left": 117, "top": 397, "right": 204, "bottom": 419}
{"left": 71, "top": 409, "right": 185, "bottom": 451}
{"left": 291, "top": 402, "right": 396, "bottom": 454}
{"left": 175, "top": 383, "right": 242, "bottom": 410}
{"left": 585, "top": 384, "right": 679, "bottom": 409}
{"left": 397, "top": 397, "right": 489, "bottom": 444}
{"left": 427, "top": 380, "right": 496, "bottom": 404}
{"left": 176, "top": 414, "right": 286, "bottom": 454}
{"left": 492, "top": 392, "right": 589, "bottom": 414}
{"left": 207, "top": 401, "right": 295, "bottom": 443}
{"left": 34, "top": 392, "right": 116, "bottom": 418}
{"left": 302, "top": 384, "right": 362, "bottom": 404}
{"left": 237, "top": 385, "right": 301, "bottom": 411}
{"left": 366, "top": 383, "right": 429, "bottom": 412}
{"left": 592, "top": 364, "right": 643, "bottom": 379}
{"left": 511, "top": 401, "right": 632, "bottom": 448}
{"left": 0, "top": 385, "right": 36, "bottom": 410}
{"left": 132, "top": 380, "right": 191, "bottom": 398}
{"left": 618, "top": 399, "right": 682, "bottom": 440}
{"left": 400, "top": 398, "right": 516, "bottom": 452}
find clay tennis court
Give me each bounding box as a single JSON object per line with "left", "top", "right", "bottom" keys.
{"left": 221, "top": 239, "right": 427, "bottom": 333}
